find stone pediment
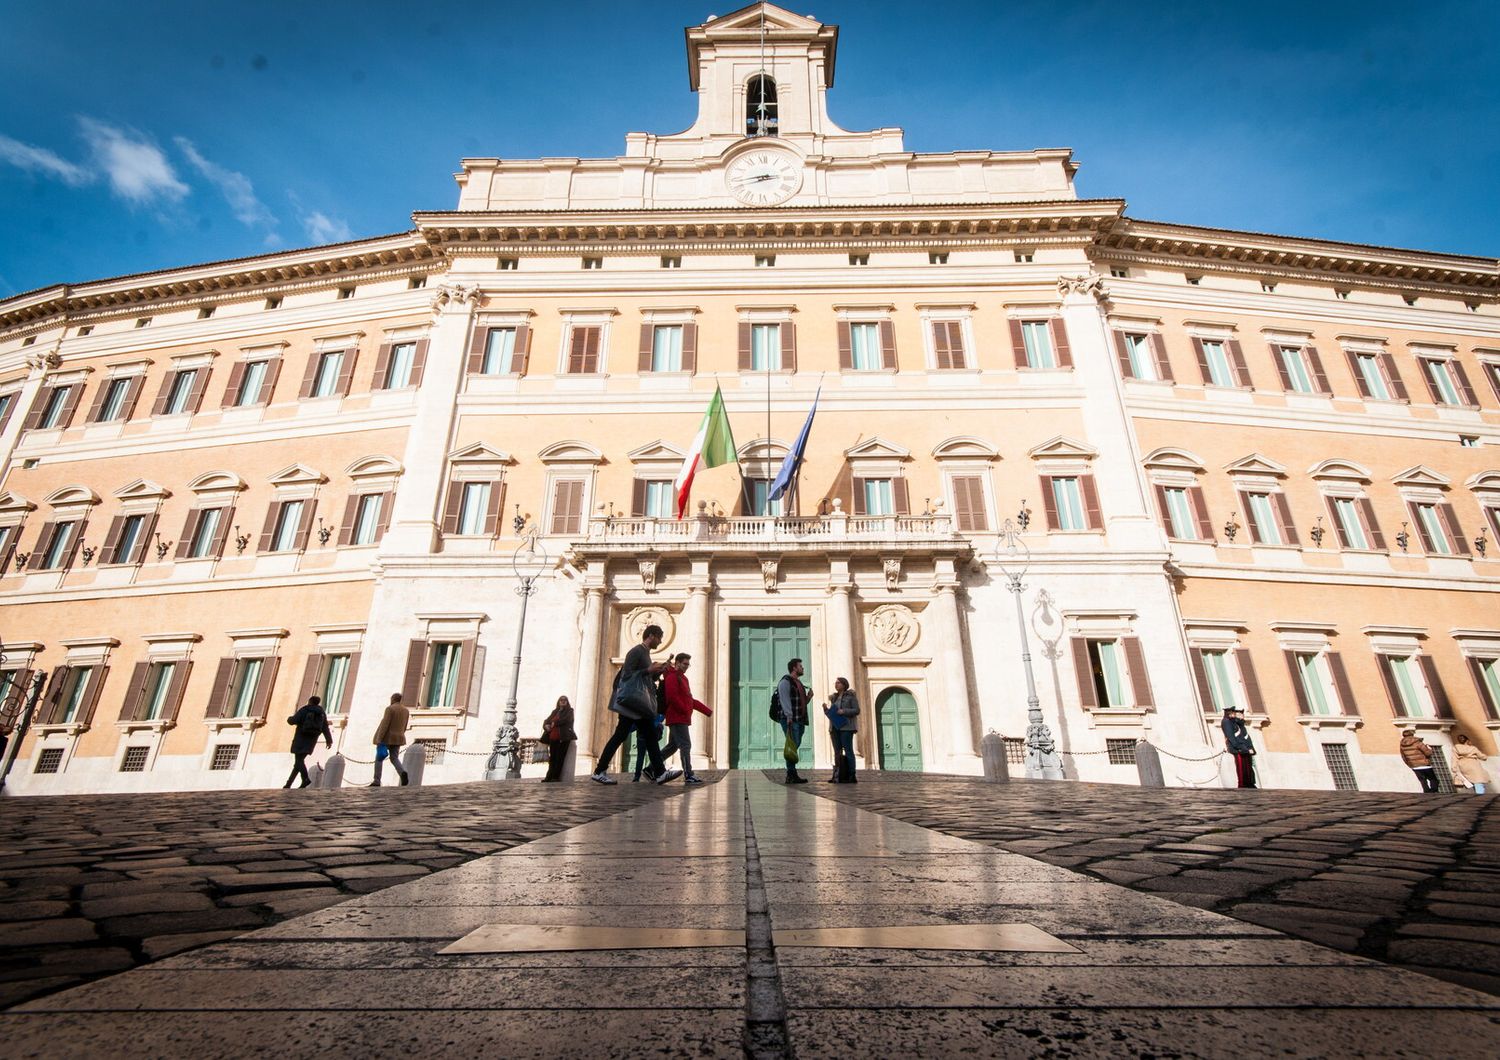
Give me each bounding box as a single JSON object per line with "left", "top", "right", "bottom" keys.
{"left": 268, "top": 464, "right": 328, "bottom": 487}
{"left": 1028, "top": 436, "right": 1097, "bottom": 461}
{"left": 1466, "top": 470, "right": 1500, "bottom": 492}
{"left": 1307, "top": 459, "right": 1371, "bottom": 483}
{"left": 932, "top": 437, "right": 999, "bottom": 460}
{"left": 844, "top": 437, "right": 910, "bottom": 461}
{"left": 628, "top": 440, "right": 687, "bottom": 464}
{"left": 188, "top": 471, "right": 246, "bottom": 493}
{"left": 539, "top": 440, "right": 604, "bottom": 465}
{"left": 1392, "top": 465, "right": 1450, "bottom": 489}
{"left": 1224, "top": 454, "right": 1287, "bottom": 478}
{"left": 701, "top": 3, "right": 824, "bottom": 36}
{"left": 346, "top": 455, "right": 404, "bottom": 479}
{"left": 45, "top": 485, "right": 99, "bottom": 507}
{"left": 448, "top": 443, "right": 514, "bottom": 465}
{"left": 113, "top": 479, "right": 171, "bottom": 501}
{"left": 0, "top": 491, "right": 36, "bottom": 515}
{"left": 1142, "top": 447, "right": 1205, "bottom": 472}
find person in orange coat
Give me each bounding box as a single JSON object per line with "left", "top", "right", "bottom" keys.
{"left": 660, "top": 653, "right": 711, "bottom": 785}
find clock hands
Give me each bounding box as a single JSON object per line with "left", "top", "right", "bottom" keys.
{"left": 731, "top": 172, "right": 778, "bottom": 185}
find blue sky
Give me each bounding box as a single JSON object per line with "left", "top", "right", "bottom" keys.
{"left": 1, "top": 1, "right": 1496, "bottom": 297}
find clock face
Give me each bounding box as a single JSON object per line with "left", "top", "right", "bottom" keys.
{"left": 725, "top": 150, "right": 803, "bottom": 206}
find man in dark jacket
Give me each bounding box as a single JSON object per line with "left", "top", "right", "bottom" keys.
{"left": 285, "top": 695, "right": 333, "bottom": 789}
{"left": 776, "top": 658, "right": 811, "bottom": 784}
{"left": 1221, "top": 706, "right": 1256, "bottom": 788}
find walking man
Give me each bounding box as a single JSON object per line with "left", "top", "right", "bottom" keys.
{"left": 284, "top": 695, "right": 332, "bottom": 789}
{"left": 661, "top": 653, "right": 711, "bottom": 785}
{"left": 776, "top": 657, "right": 810, "bottom": 784}
{"left": 1221, "top": 705, "right": 1256, "bottom": 788}
{"left": 592, "top": 624, "right": 682, "bottom": 786}
{"left": 370, "top": 693, "right": 410, "bottom": 787}
{"left": 1400, "top": 728, "right": 1440, "bottom": 793}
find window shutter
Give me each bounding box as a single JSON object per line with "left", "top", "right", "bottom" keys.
{"left": 1, "top": 668, "right": 32, "bottom": 717}
{"left": 1379, "top": 352, "right": 1409, "bottom": 401}
{"left": 1237, "top": 649, "right": 1266, "bottom": 713}
{"left": 99, "top": 515, "right": 126, "bottom": 566}
{"left": 220, "top": 362, "right": 247, "bottom": 408}
{"left": 568, "top": 327, "right": 592, "bottom": 374}
{"left": 296, "top": 655, "right": 322, "bottom": 709}
{"left": 84, "top": 381, "right": 110, "bottom": 422}
{"left": 1227, "top": 339, "right": 1250, "bottom": 388}
{"left": 119, "top": 376, "right": 145, "bottom": 419}
{"left": 1327, "top": 652, "right": 1359, "bottom": 716}
{"left": 261, "top": 359, "right": 283, "bottom": 403}
{"left": 1439, "top": 503, "right": 1469, "bottom": 555}
{"left": 161, "top": 659, "right": 191, "bottom": 722}
{"left": 1041, "top": 476, "right": 1059, "bottom": 530}
{"left": 204, "top": 657, "right": 235, "bottom": 719}
{"left": 1283, "top": 651, "right": 1312, "bottom": 714}
{"left": 439, "top": 482, "right": 464, "bottom": 536}
{"left": 1295, "top": 345, "right": 1327, "bottom": 394}
{"left": 782, "top": 321, "right": 796, "bottom": 373}
{"left": 407, "top": 338, "right": 429, "bottom": 387}
{"left": 1450, "top": 360, "right": 1478, "bottom": 406}
{"left": 1468, "top": 657, "right": 1500, "bottom": 721}
{"left": 132, "top": 514, "right": 157, "bottom": 566}
{"left": 1272, "top": 492, "right": 1299, "bottom": 545}
{"left": 22, "top": 388, "right": 52, "bottom": 432}
{"left": 1080, "top": 475, "right": 1103, "bottom": 531}
{"left": 248, "top": 656, "right": 280, "bottom": 720}
{"left": 257, "top": 502, "right": 280, "bottom": 554}
{"left": 931, "top": 321, "right": 956, "bottom": 370}
{"left": 952, "top": 475, "right": 987, "bottom": 532}
{"left": 58, "top": 384, "right": 84, "bottom": 427}
{"left": 212, "top": 504, "right": 235, "bottom": 558}
{"left": 1149, "top": 332, "right": 1174, "bottom": 382}
{"left": 466, "top": 326, "right": 491, "bottom": 374}
{"left": 631, "top": 479, "right": 648, "bottom": 518}
{"left": 1418, "top": 655, "right": 1453, "bottom": 718}
{"left": 1359, "top": 498, "right": 1386, "bottom": 551}
{"left": 1122, "top": 637, "right": 1154, "bottom": 709}
{"left": 63, "top": 518, "right": 88, "bottom": 569}
{"left": 836, "top": 321, "right": 852, "bottom": 370}
{"left": 892, "top": 478, "right": 910, "bottom": 516}
{"left": 1325, "top": 496, "right": 1350, "bottom": 549}
{"left": 334, "top": 348, "right": 358, "bottom": 396}
{"left": 879, "top": 319, "right": 897, "bottom": 370}
{"left": 1071, "top": 638, "right": 1097, "bottom": 709}
{"left": 1407, "top": 503, "right": 1435, "bottom": 553}
{"left": 401, "top": 640, "right": 425, "bottom": 707}
{"left": 483, "top": 480, "right": 506, "bottom": 536}
{"left": 1419, "top": 359, "right": 1443, "bottom": 405}
{"left": 25, "top": 523, "right": 52, "bottom": 570}
{"left": 1111, "top": 331, "right": 1133, "bottom": 378}
{"left": 638, "top": 323, "right": 655, "bottom": 373}
{"left": 513, "top": 324, "right": 532, "bottom": 376}
{"left": 78, "top": 665, "right": 110, "bottom": 726}
{"left": 122, "top": 661, "right": 150, "bottom": 722}
{"left": 551, "top": 480, "right": 583, "bottom": 534}
{"left": 298, "top": 354, "right": 322, "bottom": 399}
{"left": 851, "top": 478, "right": 867, "bottom": 516}
{"left": 1008, "top": 319, "right": 1027, "bottom": 369}
{"left": 464, "top": 644, "right": 485, "bottom": 717}
{"left": 175, "top": 510, "right": 200, "bottom": 559}
{"left": 39, "top": 666, "right": 70, "bottom": 724}
{"left": 374, "top": 493, "right": 394, "bottom": 542}
{"left": 1190, "top": 486, "right": 1214, "bottom": 541}
{"left": 336, "top": 495, "right": 360, "bottom": 546}
{"left": 739, "top": 477, "right": 757, "bottom": 516}
{"left": 453, "top": 640, "right": 478, "bottom": 714}
{"left": 681, "top": 321, "right": 697, "bottom": 374}
{"left": 1272, "top": 346, "right": 1294, "bottom": 392}
{"left": 1376, "top": 655, "right": 1406, "bottom": 716}
{"left": 1050, "top": 319, "right": 1073, "bottom": 368}
{"left": 1192, "top": 338, "right": 1213, "bottom": 385}
{"left": 1238, "top": 490, "right": 1262, "bottom": 543}
{"left": 1345, "top": 350, "right": 1372, "bottom": 397}
{"left": 293, "top": 499, "right": 317, "bottom": 551}
{"left": 1189, "top": 649, "right": 1214, "bottom": 713}
{"left": 181, "top": 368, "right": 209, "bottom": 413}
{"left": 371, "top": 343, "right": 394, "bottom": 389}
{"left": 1153, "top": 484, "right": 1171, "bottom": 535}
{"left": 737, "top": 323, "right": 753, "bottom": 371}
{"left": 150, "top": 377, "right": 175, "bottom": 416}
{"left": 338, "top": 652, "right": 361, "bottom": 714}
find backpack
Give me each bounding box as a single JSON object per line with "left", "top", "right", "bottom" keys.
{"left": 768, "top": 681, "right": 783, "bottom": 721}
{"left": 295, "top": 707, "right": 324, "bottom": 738}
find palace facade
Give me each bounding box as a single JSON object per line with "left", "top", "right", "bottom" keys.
{"left": 2, "top": 4, "right": 1498, "bottom": 795}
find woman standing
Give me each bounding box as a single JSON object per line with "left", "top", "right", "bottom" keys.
{"left": 1453, "top": 733, "right": 1492, "bottom": 795}
{"left": 540, "top": 696, "right": 577, "bottom": 782}
{"left": 829, "top": 678, "right": 860, "bottom": 784}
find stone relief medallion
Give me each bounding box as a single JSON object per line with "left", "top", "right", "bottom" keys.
{"left": 625, "top": 605, "right": 675, "bottom": 647}
{"left": 867, "top": 604, "right": 919, "bottom": 654}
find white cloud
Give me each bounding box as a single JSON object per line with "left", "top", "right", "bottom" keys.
{"left": 174, "top": 137, "right": 277, "bottom": 230}
{"left": 302, "top": 210, "right": 353, "bottom": 244}
{"left": 77, "top": 117, "right": 188, "bottom": 204}
{"left": 0, "top": 133, "right": 90, "bottom": 185}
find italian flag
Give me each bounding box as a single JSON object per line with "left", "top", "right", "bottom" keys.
{"left": 675, "top": 385, "right": 739, "bottom": 518}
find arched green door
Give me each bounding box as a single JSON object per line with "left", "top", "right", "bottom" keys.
{"left": 876, "top": 687, "right": 923, "bottom": 772}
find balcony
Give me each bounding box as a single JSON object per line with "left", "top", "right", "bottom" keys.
{"left": 572, "top": 509, "right": 970, "bottom": 560}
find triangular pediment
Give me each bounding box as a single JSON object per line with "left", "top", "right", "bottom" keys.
{"left": 113, "top": 478, "right": 171, "bottom": 501}
{"left": 538, "top": 440, "right": 604, "bottom": 464}
{"left": 1028, "top": 436, "right": 1097, "bottom": 461}
{"left": 932, "top": 436, "right": 999, "bottom": 460}
{"left": 1224, "top": 453, "right": 1287, "bottom": 477}
{"left": 268, "top": 463, "right": 328, "bottom": 487}
{"left": 628, "top": 440, "right": 687, "bottom": 463}
{"left": 844, "top": 437, "right": 910, "bottom": 461}
{"left": 1392, "top": 465, "right": 1450, "bottom": 489}
{"left": 1141, "top": 447, "right": 1205, "bottom": 472}
{"left": 448, "top": 443, "right": 514, "bottom": 465}
{"left": 1307, "top": 459, "right": 1371, "bottom": 483}
{"left": 700, "top": 3, "right": 825, "bottom": 36}
{"left": 0, "top": 491, "right": 36, "bottom": 515}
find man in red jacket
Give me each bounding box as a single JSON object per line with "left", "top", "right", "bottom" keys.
{"left": 661, "top": 653, "right": 711, "bottom": 785}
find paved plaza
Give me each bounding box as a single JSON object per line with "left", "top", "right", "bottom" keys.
{"left": 0, "top": 773, "right": 1497, "bottom": 1057}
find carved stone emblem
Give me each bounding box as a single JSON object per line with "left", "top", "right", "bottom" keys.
{"left": 1056, "top": 273, "right": 1106, "bottom": 300}
{"left": 760, "top": 558, "right": 779, "bottom": 593}
{"left": 867, "top": 604, "right": 919, "bottom": 654}
{"left": 625, "top": 605, "right": 674, "bottom": 647}
{"left": 638, "top": 558, "right": 658, "bottom": 593}
{"left": 24, "top": 351, "right": 61, "bottom": 372}
{"left": 882, "top": 557, "right": 902, "bottom": 590}
{"left": 431, "top": 282, "right": 482, "bottom": 313}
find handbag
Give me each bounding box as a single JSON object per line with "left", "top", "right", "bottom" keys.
{"left": 783, "top": 733, "right": 800, "bottom": 763}
{"left": 613, "top": 670, "right": 657, "bottom": 721}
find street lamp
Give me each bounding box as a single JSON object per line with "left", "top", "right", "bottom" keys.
{"left": 484, "top": 524, "right": 549, "bottom": 780}
{"left": 994, "top": 518, "right": 1063, "bottom": 780}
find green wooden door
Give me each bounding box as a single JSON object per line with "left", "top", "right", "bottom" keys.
{"left": 876, "top": 687, "right": 923, "bottom": 772}
{"left": 730, "top": 620, "right": 811, "bottom": 768}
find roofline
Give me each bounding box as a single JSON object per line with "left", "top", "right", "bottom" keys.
{"left": 1116, "top": 217, "right": 1499, "bottom": 271}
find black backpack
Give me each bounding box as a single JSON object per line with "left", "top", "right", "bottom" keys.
{"left": 768, "top": 681, "right": 782, "bottom": 721}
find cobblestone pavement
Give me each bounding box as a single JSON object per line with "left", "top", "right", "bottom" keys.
{"left": 0, "top": 777, "right": 687, "bottom": 1008}
{"left": 808, "top": 774, "right": 1500, "bottom": 996}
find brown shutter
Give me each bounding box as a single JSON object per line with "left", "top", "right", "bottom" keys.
{"left": 568, "top": 327, "right": 591, "bottom": 374}
{"left": 1149, "top": 332, "right": 1174, "bottom": 382}
{"left": 1272, "top": 346, "right": 1294, "bottom": 392}
{"left": 205, "top": 657, "right": 235, "bottom": 719}
{"left": 1192, "top": 338, "right": 1213, "bottom": 385}
{"left": 374, "top": 493, "right": 394, "bottom": 542}
{"left": 1112, "top": 331, "right": 1133, "bottom": 378}
{"left": 1122, "top": 637, "right": 1154, "bottom": 710}
{"left": 1237, "top": 649, "right": 1265, "bottom": 714}
{"left": 162, "top": 660, "right": 192, "bottom": 722}
{"left": 248, "top": 656, "right": 280, "bottom": 720}
{"left": 257, "top": 502, "right": 280, "bottom": 554}
{"left": 1272, "top": 492, "right": 1299, "bottom": 546}
{"left": 1190, "top": 486, "right": 1214, "bottom": 541}
{"left": 336, "top": 495, "right": 360, "bottom": 546}
{"left": 879, "top": 319, "right": 897, "bottom": 370}
{"left": 1346, "top": 350, "right": 1372, "bottom": 397}
{"left": 1154, "top": 484, "right": 1173, "bottom": 535}
{"left": 63, "top": 518, "right": 88, "bottom": 569}
{"left": 1284, "top": 651, "right": 1312, "bottom": 715}
{"left": 466, "top": 325, "right": 491, "bottom": 374}
{"left": 482, "top": 480, "right": 506, "bottom": 536}
{"left": 638, "top": 323, "right": 655, "bottom": 373}
{"left": 1419, "top": 359, "right": 1443, "bottom": 404}
{"left": 781, "top": 321, "right": 796, "bottom": 373}
{"left": 1080, "top": 475, "right": 1103, "bottom": 531}
{"left": 175, "top": 509, "right": 200, "bottom": 559}
{"left": 25, "top": 522, "right": 54, "bottom": 570}
{"left": 1, "top": 668, "right": 32, "bottom": 717}
{"left": 132, "top": 514, "right": 157, "bottom": 566}
{"left": 1327, "top": 652, "right": 1359, "bottom": 716}
{"left": 892, "top": 478, "right": 910, "bottom": 516}
{"left": 1450, "top": 360, "right": 1478, "bottom": 406}
{"left": 99, "top": 515, "right": 126, "bottom": 566}
{"left": 1439, "top": 503, "right": 1470, "bottom": 555}
{"left": 512, "top": 324, "right": 532, "bottom": 376}
{"left": 296, "top": 655, "right": 321, "bottom": 708}
{"left": 338, "top": 652, "right": 361, "bottom": 714}
{"left": 932, "top": 321, "right": 959, "bottom": 370}
{"left": 680, "top": 321, "right": 697, "bottom": 374}
{"left": 464, "top": 644, "right": 485, "bottom": 717}
{"left": 401, "top": 640, "right": 426, "bottom": 707}
{"left": 1376, "top": 655, "right": 1406, "bottom": 716}
{"left": 22, "top": 387, "right": 52, "bottom": 431}
{"left": 836, "top": 321, "right": 852, "bottom": 370}
{"left": 39, "top": 666, "right": 70, "bottom": 724}
{"left": 1239, "top": 490, "right": 1261, "bottom": 543}
{"left": 1008, "top": 319, "right": 1027, "bottom": 368}
{"left": 261, "top": 358, "right": 283, "bottom": 403}
{"left": 122, "top": 661, "right": 150, "bottom": 722}
{"left": 78, "top": 665, "right": 110, "bottom": 726}
{"left": 1326, "top": 496, "right": 1350, "bottom": 549}
{"left": 551, "top": 480, "right": 583, "bottom": 534}
{"left": 84, "top": 380, "right": 109, "bottom": 422}
{"left": 952, "top": 475, "right": 987, "bottom": 532}
{"left": 631, "top": 479, "right": 648, "bottom": 518}
{"left": 1227, "top": 339, "right": 1250, "bottom": 388}
{"left": 1189, "top": 649, "right": 1214, "bottom": 713}
{"left": 1380, "top": 352, "right": 1409, "bottom": 401}
{"left": 293, "top": 499, "right": 317, "bottom": 551}
{"left": 1418, "top": 655, "right": 1453, "bottom": 719}
{"left": 58, "top": 384, "right": 84, "bottom": 428}
{"left": 212, "top": 504, "right": 235, "bottom": 558}
{"left": 1407, "top": 503, "right": 1436, "bottom": 553}
{"left": 1071, "top": 638, "right": 1097, "bottom": 709}
{"left": 334, "top": 348, "right": 358, "bottom": 396}
{"left": 221, "top": 362, "right": 246, "bottom": 408}
{"left": 183, "top": 367, "right": 210, "bottom": 413}
{"left": 119, "top": 376, "right": 145, "bottom": 420}
{"left": 371, "top": 342, "right": 393, "bottom": 389}
{"left": 408, "top": 338, "right": 430, "bottom": 387}
{"left": 1468, "top": 657, "right": 1500, "bottom": 721}
{"left": 851, "top": 478, "right": 867, "bottom": 516}
{"left": 1050, "top": 319, "right": 1073, "bottom": 368}
{"left": 1304, "top": 346, "right": 1331, "bottom": 394}
{"left": 440, "top": 482, "right": 464, "bottom": 536}
{"left": 1359, "top": 498, "right": 1386, "bottom": 551}
{"left": 150, "top": 376, "right": 175, "bottom": 416}
{"left": 298, "top": 353, "right": 323, "bottom": 398}
{"left": 1041, "top": 476, "right": 1059, "bottom": 530}
{"left": 737, "top": 322, "right": 753, "bottom": 371}
{"left": 452, "top": 639, "right": 478, "bottom": 713}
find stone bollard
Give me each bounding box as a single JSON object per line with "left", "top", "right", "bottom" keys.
{"left": 320, "top": 754, "right": 345, "bottom": 789}
{"left": 1134, "top": 740, "right": 1166, "bottom": 788}
{"left": 401, "top": 744, "right": 426, "bottom": 787}
{"left": 307, "top": 762, "right": 325, "bottom": 788}
{"left": 557, "top": 742, "right": 578, "bottom": 783}
{"left": 979, "top": 732, "right": 1010, "bottom": 783}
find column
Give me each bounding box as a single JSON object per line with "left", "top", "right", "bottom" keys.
{"left": 826, "top": 579, "right": 857, "bottom": 773}
{"left": 682, "top": 575, "right": 711, "bottom": 765}
{"left": 571, "top": 585, "right": 607, "bottom": 769}
{"left": 0, "top": 353, "right": 56, "bottom": 477}
{"left": 931, "top": 573, "right": 977, "bottom": 762}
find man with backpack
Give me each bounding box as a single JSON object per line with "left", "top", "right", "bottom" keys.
{"left": 284, "top": 695, "right": 333, "bottom": 789}
{"left": 774, "top": 658, "right": 810, "bottom": 784}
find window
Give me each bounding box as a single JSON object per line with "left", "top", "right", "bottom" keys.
{"left": 1091, "top": 641, "right": 1127, "bottom": 707}
{"left": 319, "top": 654, "right": 352, "bottom": 714}
{"left": 1072, "top": 636, "right": 1152, "bottom": 710}
{"left": 94, "top": 378, "right": 133, "bottom": 423}
{"left": 1121, "top": 333, "right": 1157, "bottom": 381}
{"left": 337, "top": 286, "right": 355, "bottom": 299}
{"left": 1240, "top": 490, "right": 1297, "bottom": 546}
{"left": 1003, "top": 737, "right": 1025, "bottom": 765}
{"left": 1015, "top": 249, "right": 1036, "bottom": 264}
{"left": 424, "top": 642, "right": 464, "bottom": 708}
{"left": 1346, "top": 350, "right": 1410, "bottom": 401}
{"left": 77, "top": 325, "right": 94, "bottom": 336}
{"left": 40, "top": 521, "right": 79, "bottom": 570}
{"left": 269, "top": 499, "right": 306, "bottom": 552}
{"left": 198, "top": 306, "right": 215, "bottom": 320}
{"left": 349, "top": 493, "right": 384, "bottom": 546}
{"left": 1472, "top": 657, "right": 1500, "bottom": 719}
{"left": 209, "top": 744, "right": 239, "bottom": 770}
{"left": 457, "top": 482, "right": 491, "bottom": 535}
{"left": 1486, "top": 363, "right": 1500, "bottom": 403}
{"left": 159, "top": 369, "right": 199, "bottom": 416}
{"left": 849, "top": 253, "right": 869, "bottom": 266}
{"left": 750, "top": 324, "right": 781, "bottom": 371}
{"left": 1328, "top": 497, "right": 1367, "bottom": 550}
{"left": 384, "top": 342, "right": 417, "bottom": 388}
{"left": 34, "top": 747, "right": 64, "bottom": 774}
{"left": 1186, "top": 275, "right": 1201, "bottom": 285}
{"left": 135, "top": 317, "right": 152, "bottom": 328}
{"left": 56, "top": 666, "right": 95, "bottom": 723}
{"left": 1162, "top": 487, "right": 1197, "bottom": 539}
{"left": 120, "top": 746, "right": 150, "bottom": 772}
{"left": 498, "top": 257, "right": 518, "bottom": 271}
{"left": 1286, "top": 650, "right": 1353, "bottom": 716}
{"left": 235, "top": 359, "right": 271, "bottom": 406}
{"left": 185, "top": 507, "right": 226, "bottom": 559}
{"left": 929, "top": 252, "right": 949, "bottom": 265}
{"left": 1105, "top": 739, "right": 1137, "bottom": 765}
{"left": 930, "top": 321, "right": 967, "bottom": 370}
{"left": 1322, "top": 744, "right": 1358, "bottom": 790}
{"left": 1109, "top": 267, "right": 1129, "bottom": 279}
{"left": 414, "top": 738, "right": 446, "bottom": 764}
{"left": 265, "top": 297, "right": 283, "bottom": 310}
{"left": 0, "top": 391, "right": 15, "bottom": 430}
{"left": 1381, "top": 655, "right": 1433, "bottom": 718}
{"left": 308, "top": 351, "right": 343, "bottom": 399}
{"left": 660, "top": 255, "right": 682, "bottom": 269}
{"left": 847, "top": 322, "right": 881, "bottom": 371}
{"left": 754, "top": 255, "right": 776, "bottom": 268}
{"left": 744, "top": 478, "right": 783, "bottom": 518}
{"left": 1409, "top": 501, "right": 1464, "bottom": 556}
{"left": 641, "top": 480, "right": 675, "bottom": 519}
{"left": 140, "top": 661, "right": 177, "bottom": 721}
{"left": 1403, "top": 294, "right": 1418, "bottom": 307}
{"left": 109, "top": 513, "right": 149, "bottom": 565}
{"left": 1261, "top": 282, "right": 1277, "bottom": 293}
{"left": 582, "top": 257, "right": 603, "bottom": 270}
{"left": 227, "top": 658, "right": 264, "bottom": 718}
{"left": 1020, "top": 321, "right": 1056, "bottom": 368}
{"left": 38, "top": 385, "right": 74, "bottom": 429}
{"left": 1199, "top": 339, "right": 1237, "bottom": 387}
{"left": 746, "top": 74, "right": 778, "bottom": 136}
{"left": 1420, "top": 358, "right": 1474, "bottom": 406}
{"left": 1461, "top": 436, "right": 1480, "bottom": 448}
{"left": 862, "top": 478, "right": 894, "bottom": 517}
{"left": 549, "top": 479, "right": 585, "bottom": 535}
{"left": 651, "top": 325, "right": 683, "bottom": 372}
{"left": 470, "top": 325, "right": 527, "bottom": 376}
{"left": 1048, "top": 476, "right": 1087, "bottom": 531}
{"left": 408, "top": 276, "right": 427, "bottom": 289}
{"left": 949, "top": 475, "right": 989, "bottom": 532}
{"left": 566, "top": 326, "right": 602, "bottom": 374}
{"left": 1277, "top": 346, "right": 1317, "bottom": 394}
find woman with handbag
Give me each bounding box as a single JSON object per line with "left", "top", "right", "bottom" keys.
{"left": 830, "top": 678, "right": 860, "bottom": 783}
{"left": 540, "top": 696, "right": 576, "bottom": 782}
{"left": 591, "top": 624, "right": 682, "bottom": 786}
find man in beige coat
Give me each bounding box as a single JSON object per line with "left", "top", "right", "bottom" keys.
{"left": 371, "top": 693, "right": 410, "bottom": 787}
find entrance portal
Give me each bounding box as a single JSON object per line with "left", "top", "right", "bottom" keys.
{"left": 876, "top": 687, "right": 923, "bottom": 772}
{"left": 730, "top": 620, "right": 811, "bottom": 768}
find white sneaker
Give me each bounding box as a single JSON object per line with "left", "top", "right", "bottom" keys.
{"left": 591, "top": 773, "right": 618, "bottom": 785}
{"left": 655, "top": 769, "right": 683, "bottom": 785}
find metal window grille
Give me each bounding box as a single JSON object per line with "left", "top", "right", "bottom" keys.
{"left": 1429, "top": 747, "right": 1457, "bottom": 794}
{"left": 34, "top": 747, "right": 64, "bottom": 774}
{"left": 1003, "top": 738, "right": 1026, "bottom": 766}
{"left": 209, "top": 744, "right": 240, "bottom": 771}
{"left": 1321, "top": 743, "right": 1358, "bottom": 791}
{"left": 415, "top": 739, "right": 447, "bottom": 765}
{"left": 119, "top": 747, "right": 150, "bottom": 772}
{"left": 1105, "top": 739, "right": 1137, "bottom": 765}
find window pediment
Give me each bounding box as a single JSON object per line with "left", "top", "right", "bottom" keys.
{"left": 1392, "top": 465, "right": 1450, "bottom": 490}
{"left": 0, "top": 491, "right": 37, "bottom": 517}
{"left": 188, "top": 471, "right": 246, "bottom": 494}
{"left": 1464, "top": 470, "right": 1500, "bottom": 492}
{"left": 113, "top": 479, "right": 171, "bottom": 502}
{"left": 538, "top": 440, "right": 604, "bottom": 465}
{"left": 844, "top": 437, "right": 910, "bottom": 461}
{"left": 268, "top": 464, "right": 328, "bottom": 488}
{"left": 1142, "top": 447, "right": 1205, "bottom": 472}
{"left": 1028, "top": 436, "right": 1097, "bottom": 462}
{"left": 448, "top": 443, "right": 514, "bottom": 465}
{"left": 1307, "top": 459, "right": 1371, "bottom": 483}
{"left": 628, "top": 440, "right": 687, "bottom": 464}
{"left": 45, "top": 485, "right": 99, "bottom": 508}
{"left": 346, "top": 455, "right": 404, "bottom": 480}
{"left": 932, "top": 436, "right": 998, "bottom": 461}
{"left": 1223, "top": 454, "right": 1287, "bottom": 478}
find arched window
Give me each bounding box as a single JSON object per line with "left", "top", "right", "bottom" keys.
{"left": 746, "top": 75, "right": 778, "bottom": 137}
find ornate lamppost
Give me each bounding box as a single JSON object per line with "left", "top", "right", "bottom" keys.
{"left": 484, "top": 523, "right": 549, "bottom": 780}
{"left": 994, "top": 519, "right": 1063, "bottom": 780}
